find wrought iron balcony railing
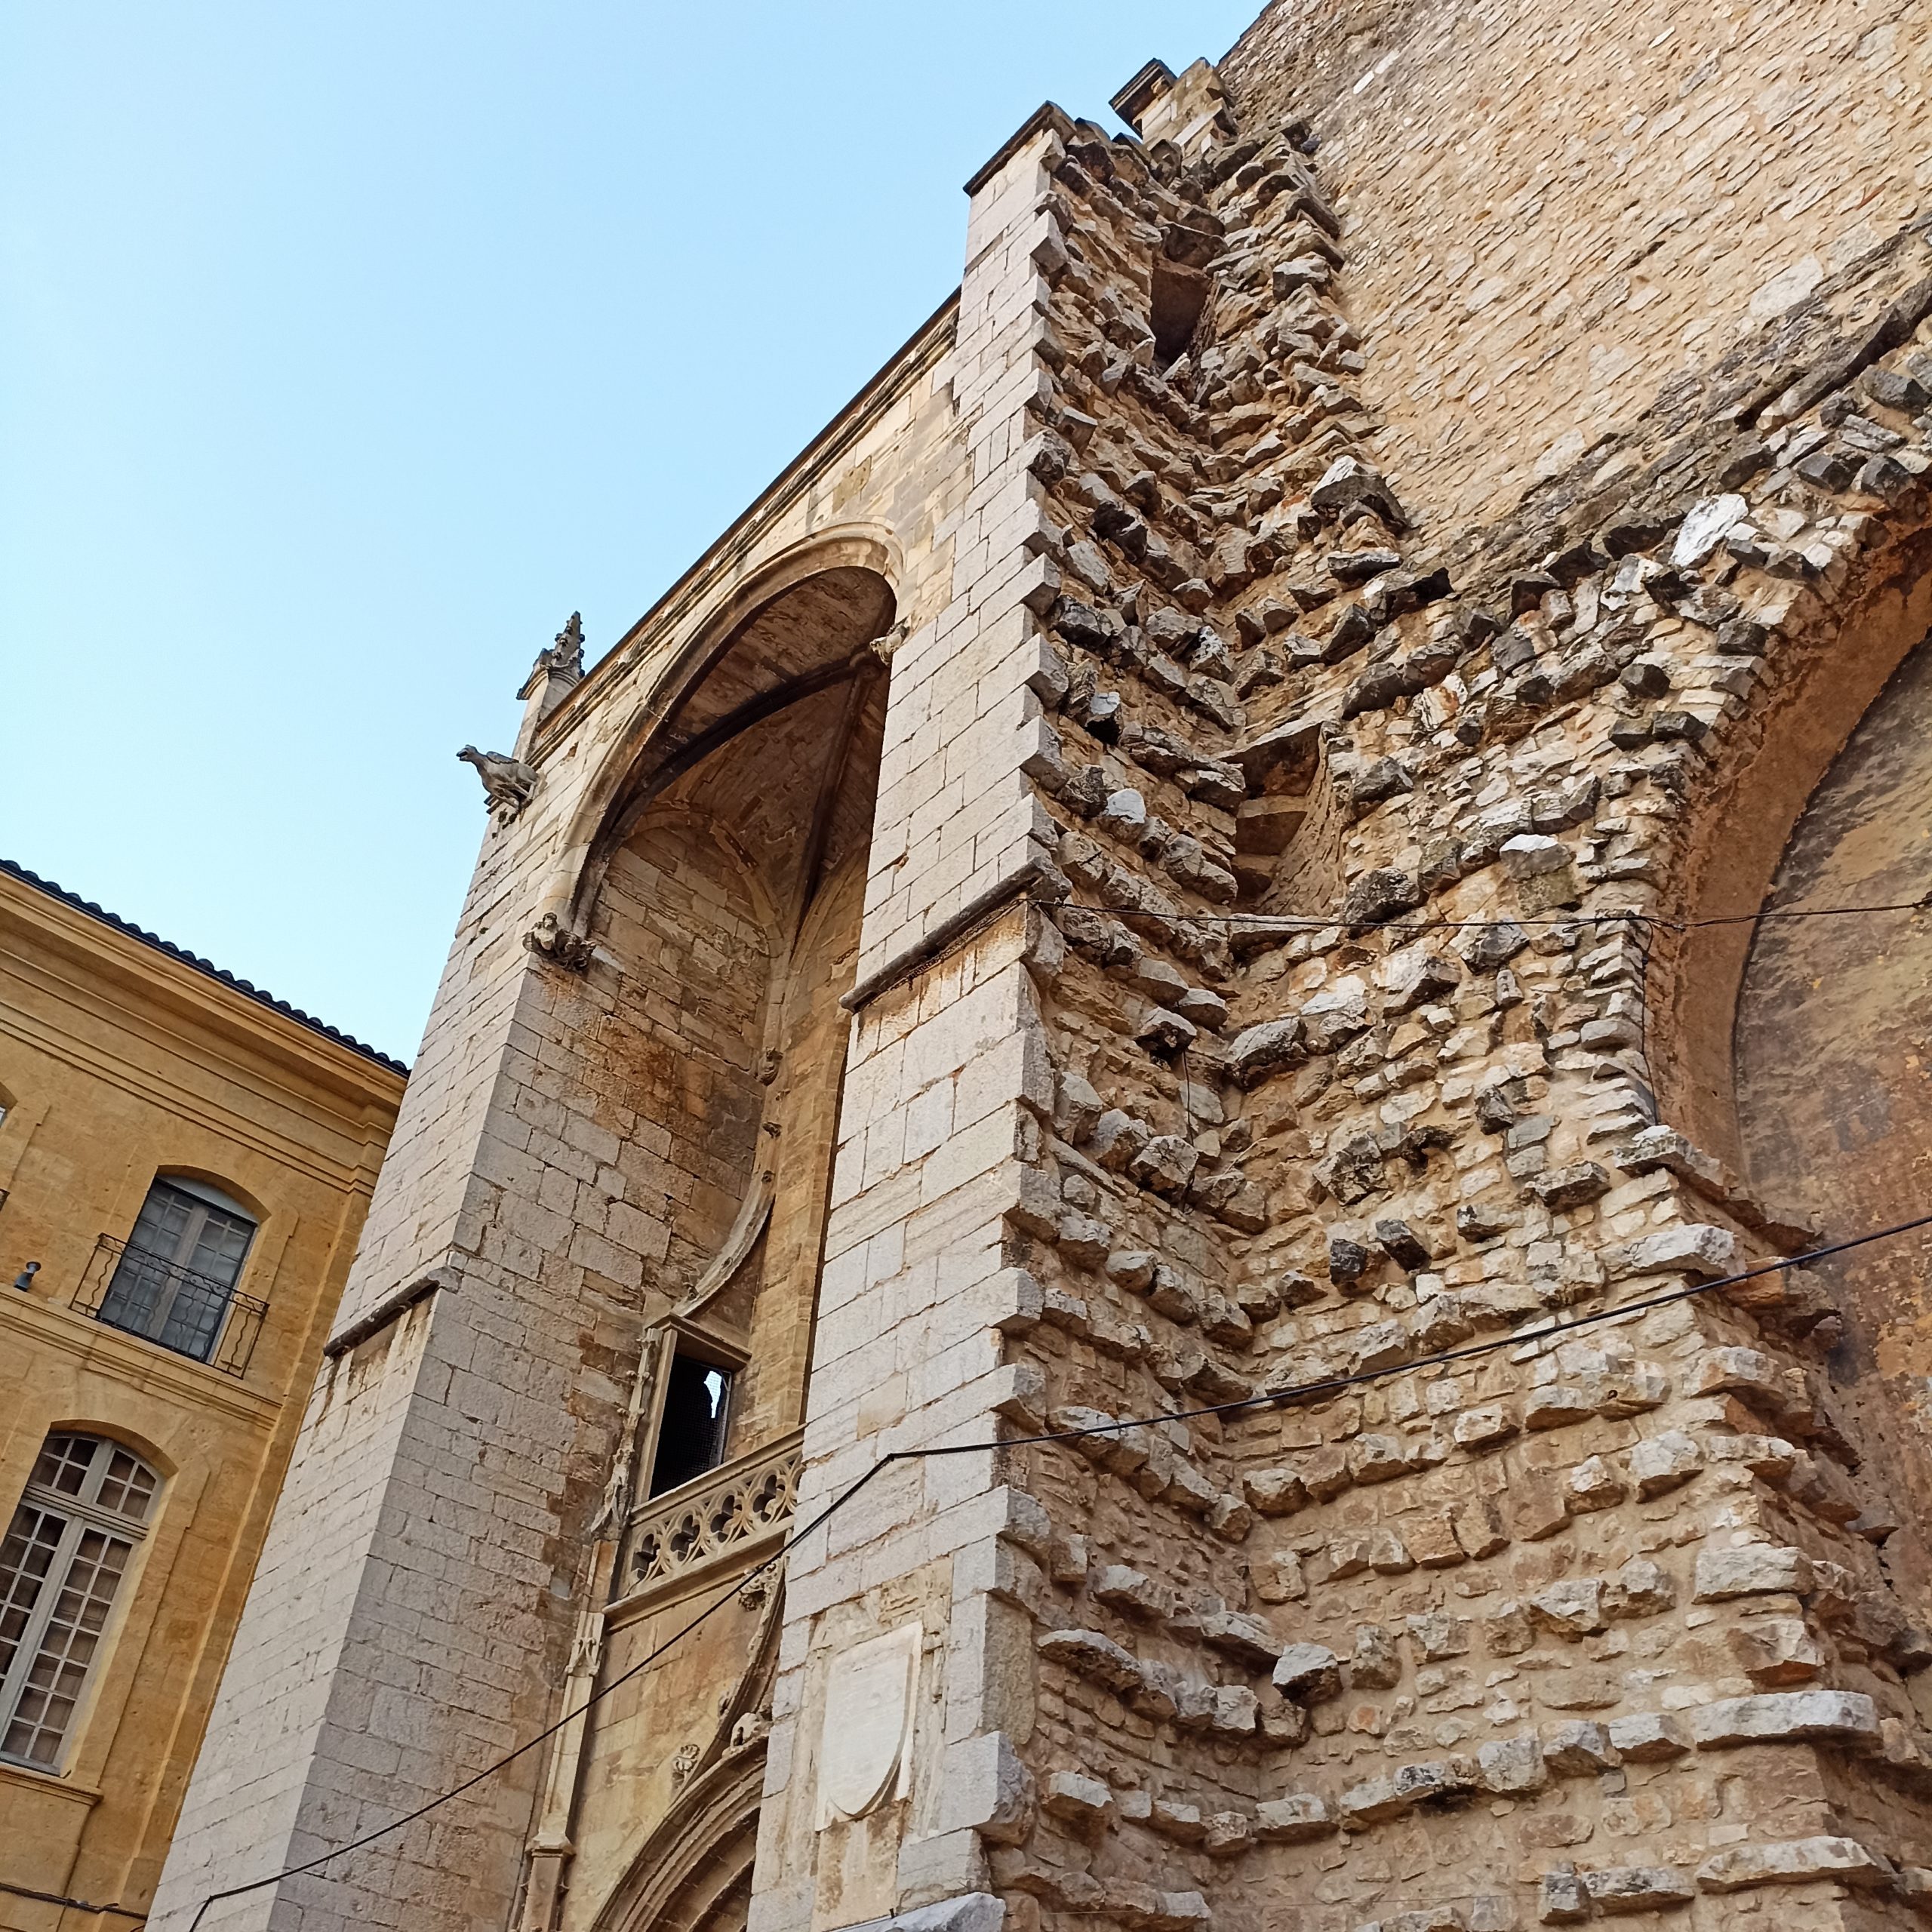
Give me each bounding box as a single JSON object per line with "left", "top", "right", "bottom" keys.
{"left": 72, "top": 1236, "right": 266, "bottom": 1377}
{"left": 619, "top": 1428, "right": 802, "bottom": 1604}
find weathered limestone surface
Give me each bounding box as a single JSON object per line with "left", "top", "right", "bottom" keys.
{"left": 155, "top": 8, "right": 1932, "bottom": 1932}
{"left": 1220, "top": 0, "right": 1932, "bottom": 529}
{"left": 152, "top": 311, "right": 963, "bottom": 1932}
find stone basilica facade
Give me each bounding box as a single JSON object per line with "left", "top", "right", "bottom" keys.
{"left": 154, "top": 2, "right": 1932, "bottom": 1930}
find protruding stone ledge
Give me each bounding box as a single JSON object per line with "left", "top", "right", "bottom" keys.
{"left": 321, "top": 1266, "right": 454, "bottom": 1359}
{"left": 836, "top": 1893, "right": 1008, "bottom": 1932}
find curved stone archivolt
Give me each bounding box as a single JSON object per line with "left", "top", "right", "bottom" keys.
{"left": 589, "top": 1752, "right": 764, "bottom": 1932}
{"left": 1734, "top": 628, "right": 1932, "bottom": 1594}
{"left": 568, "top": 562, "right": 897, "bottom": 935}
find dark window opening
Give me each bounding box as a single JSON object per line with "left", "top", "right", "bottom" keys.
{"left": 648, "top": 1351, "right": 734, "bottom": 1497}
{"left": 1150, "top": 263, "right": 1211, "bottom": 368}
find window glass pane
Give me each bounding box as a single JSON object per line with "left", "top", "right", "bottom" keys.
{"left": 648, "top": 1353, "right": 734, "bottom": 1497}
{"left": 1, "top": 1434, "right": 158, "bottom": 1770}
{"left": 98, "top": 1247, "right": 171, "bottom": 1343}
{"left": 154, "top": 1274, "right": 230, "bottom": 1362}
{"left": 30, "top": 1436, "right": 94, "bottom": 1496}
{"left": 100, "top": 1181, "right": 254, "bottom": 1362}
{"left": 184, "top": 1204, "right": 254, "bottom": 1287}
{"left": 127, "top": 1184, "right": 196, "bottom": 1268}
{"left": 0, "top": 1504, "right": 66, "bottom": 1684}
{"left": 94, "top": 1452, "right": 157, "bottom": 1525}
{"left": 2, "top": 1529, "right": 130, "bottom": 1767}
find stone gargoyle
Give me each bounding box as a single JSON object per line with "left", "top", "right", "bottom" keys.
{"left": 457, "top": 745, "right": 538, "bottom": 818}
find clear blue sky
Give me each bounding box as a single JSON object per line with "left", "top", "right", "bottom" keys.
{"left": 2, "top": 3, "right": 1257, "bottom": 1064}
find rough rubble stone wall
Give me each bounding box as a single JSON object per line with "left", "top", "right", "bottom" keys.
{"left": 1217, "top": 0, "right": 1932, "bottom": 532}
{"left": 966, "top": 60, "right": 1932, "bottom": 1932}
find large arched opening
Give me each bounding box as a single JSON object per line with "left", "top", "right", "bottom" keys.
{"left": 585, "top": 657, "right": 887, "bottom": 1439}
{"left": 1731, "top": 625, "right": 1932, "bottom": 1566}
{"left": 532, "top": 558, "right": 894, "bottom": 1932}
{"left": 1632, "top": 511, "right": 1932, "bottom": 1617}
{"left": 1656, "top": 533, "right": 1932, "bottom": 1168}
{"left": 567, "top": 559, "right": 893, "bottom": 1444}
{"left": 1629, "top": 514, "right": 1932, "bottom": 1617}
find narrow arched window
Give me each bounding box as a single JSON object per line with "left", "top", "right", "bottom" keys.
{"left": 98, "top": 1177, "right": 257, "bottom": 1364}
{"left": 0, "top": 1432, "right": 158, "bottom": 1767}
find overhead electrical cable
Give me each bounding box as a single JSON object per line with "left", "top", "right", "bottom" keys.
{"left": 1078, "top": 891, "right": 1932, "bottom": 937}
{"left": 181, "top": 1207, "right": 1932, "bottom": 1931}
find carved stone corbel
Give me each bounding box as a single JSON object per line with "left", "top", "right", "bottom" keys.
{"left": 525, "top": 911, "right": 595, "bottom": 973}
{"left": 867, "top": 618, "right": 910, "bottom": 666}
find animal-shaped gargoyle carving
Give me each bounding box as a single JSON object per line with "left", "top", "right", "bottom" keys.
{"left": 457, "top": 745, "right": 538, "bottom": 819}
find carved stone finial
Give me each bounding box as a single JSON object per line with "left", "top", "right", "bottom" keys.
{"left": 550, "top": 611, "right": 585, "bottom": 677}
{"left": 518, "top": 611, "right": 586, "bottom": 706}
{"left": 457, "top": 745, "right": 538, "bottom": 820}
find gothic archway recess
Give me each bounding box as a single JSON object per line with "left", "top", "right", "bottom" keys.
{"left": 589, "top": 1750, "right": 764, "bottom": 1932}
{"left": 1632, "top": 506, "right": 1932, "bottom": 1601}
{"left": 567, "top": 562, "right": 894, "bottom": 1389}
{"left": 526, "top": 562, "right": 892, "bottom": 1932}
{"left": 568, "top": 558, "right": 898, "bottom": 937}
{"left": 1656, "top": 523, "right": 1932, "bottom": 1165}
{"left": 1732, "top": 619, "right": 1932, "bottom": 1583}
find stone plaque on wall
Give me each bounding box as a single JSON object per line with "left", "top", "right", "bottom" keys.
{"left": 814, "top": 1621, "right": 921, "bottom": 1829}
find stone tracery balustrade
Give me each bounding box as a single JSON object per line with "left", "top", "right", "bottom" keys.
{"left": 617, "top": 1429, "right": 802, "bottom": 1604}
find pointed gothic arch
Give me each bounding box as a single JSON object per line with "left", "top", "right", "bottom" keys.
{"left": 1642, "top": 509, "right": 1932, "bottom": 1600}
{"left": 509, "top": 553, "right": 897, "bottom": 1932}
{"left": 1651, "top": 517, "right": 1932, "bottom": 1168}
{"left": 587, "top": 1749, "right": 764, "bottom": 1932}
{"left": 546, "top": 531, "right": 900, "bottom": 942}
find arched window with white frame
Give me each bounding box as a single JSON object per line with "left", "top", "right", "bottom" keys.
{"left": 0, "top": 1432, "right": 158, "bottom": 1768}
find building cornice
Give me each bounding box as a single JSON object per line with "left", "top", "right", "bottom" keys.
{"left": 0, "top": 863, "right": 410, "bottom": 1091}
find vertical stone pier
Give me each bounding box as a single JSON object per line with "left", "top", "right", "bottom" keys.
{"left": 749, "top": 108, "right": 1073, "bottom": 1932}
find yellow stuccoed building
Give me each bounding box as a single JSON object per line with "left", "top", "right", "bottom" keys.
{"left": 0, "top": 859, "right": 405, "bottom": 1931}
